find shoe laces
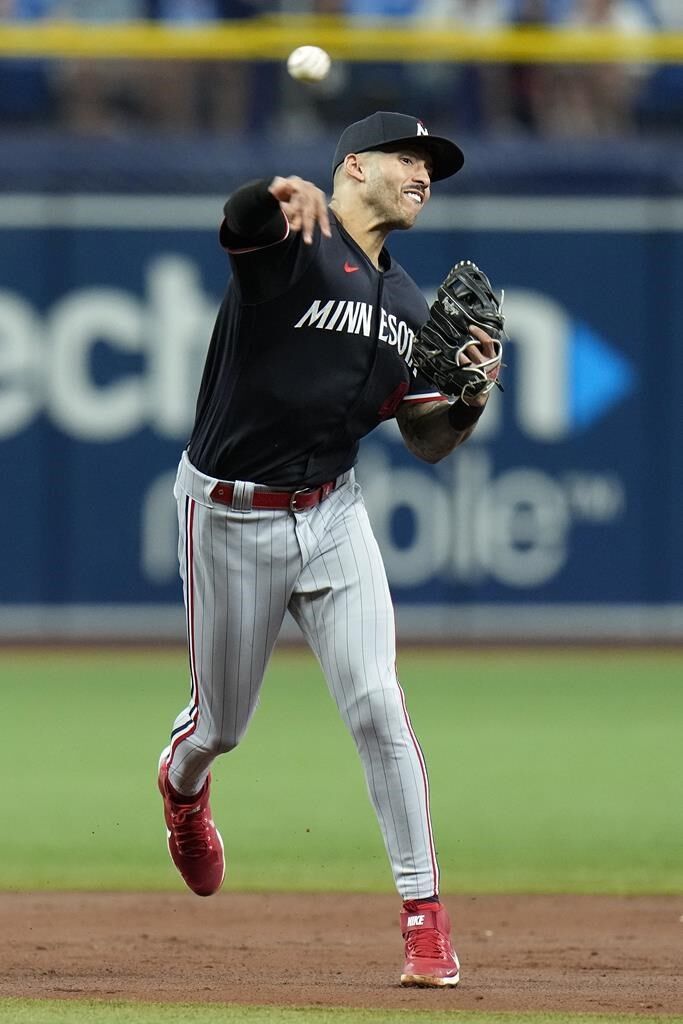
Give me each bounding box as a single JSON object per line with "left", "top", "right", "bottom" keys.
{"left": 169, "top": 801, "right": 213, "bottom": 858}
{"left": 406, "top": 926, "right": 453, "bottom": 962}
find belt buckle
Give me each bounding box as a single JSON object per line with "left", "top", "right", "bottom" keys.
{"left": 289, "top": 487, "right": 311, "bottom": 512}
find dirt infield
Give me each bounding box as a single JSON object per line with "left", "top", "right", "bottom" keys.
{"left": 2, "top": 892, "right": 681, "bottom": 1016}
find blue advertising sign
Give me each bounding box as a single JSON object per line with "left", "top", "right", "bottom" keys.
{"left": 1, "top": 193, "right": 681, "bottom": 640}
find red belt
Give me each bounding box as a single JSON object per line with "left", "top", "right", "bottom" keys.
{"left": 210, "top": 478, "right": 338, "bottom": 513}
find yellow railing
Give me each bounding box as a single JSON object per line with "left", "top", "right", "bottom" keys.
{"left": 0, "top": 18, "right": 681, "bottom": 63}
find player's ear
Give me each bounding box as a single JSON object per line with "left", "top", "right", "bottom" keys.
{"left": 344, "top": 153, "right": 366, "bottom": 183}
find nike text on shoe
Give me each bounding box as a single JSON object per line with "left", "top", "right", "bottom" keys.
{"left": 157, "top": 746, "right": 225, "bottom": 897}
{"left": 400, "top": 900, "right": 460, "bottom": 987}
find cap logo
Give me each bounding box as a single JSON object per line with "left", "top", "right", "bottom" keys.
{"left": 416, "top": 122, "right": 429, "bottom": 136}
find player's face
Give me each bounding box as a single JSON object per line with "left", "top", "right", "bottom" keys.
{"left": 363, "top": 149, "right": 432, "bottom": 230}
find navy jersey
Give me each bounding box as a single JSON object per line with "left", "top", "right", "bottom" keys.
{"left": 188, "top": 207, "right": 443, "bottom": 488}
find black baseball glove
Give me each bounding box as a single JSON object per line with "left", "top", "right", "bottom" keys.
{"left": 412, "top": 260, "right": 505, "bottom": 402}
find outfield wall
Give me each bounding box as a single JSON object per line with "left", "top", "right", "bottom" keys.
{"left": 1, "top": 138, "right": 682, "bottom": 641}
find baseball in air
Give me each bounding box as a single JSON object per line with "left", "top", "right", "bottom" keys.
{"left": 287, "top": 45, "right": 331, "bottom": 83}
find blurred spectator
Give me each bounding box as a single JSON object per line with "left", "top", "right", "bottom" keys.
{"left": 45, "top": 0, "right": 264, "bottom": 137}
{"left": 0, "top": 0, "right": 57, "bottom": 127}
{"left": 490, "top": 0, "right": 571, "bottom": 135}
{"left": 52, "top": 0, "right": 265, "bottom": 136}
{"left": 53, "top": 1, "right": 150, "bottom": 134}
{"left": 138, "top": 0, "right": 258, "bottom": 135}
{"left": 482, "top": 0, "right": 656, "bottom": 137}
{"left": 420, "top": 0, "right": 511, "bottom": 135}
{"left": 546, "top": 0, "right": 655, "bottom": 137}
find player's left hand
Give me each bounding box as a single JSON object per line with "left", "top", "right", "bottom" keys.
{"left": 269, "top": 175, "right": 332, "bottom": 245}
{"left": 411, "top": 260, "right": 504, "bottom": 406}
{"left": 459, "top": 325, "right": 501, "bottom": 407}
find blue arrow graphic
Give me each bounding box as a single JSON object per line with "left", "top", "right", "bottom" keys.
{"left": 569, "top": 320, "right": 636, "bottom": 431}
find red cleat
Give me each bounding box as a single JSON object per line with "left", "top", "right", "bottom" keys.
{"left": 400, "top": 900, "right": 460, "bottom": 987}
{"left": 157, "top": 747, "right": 225, "bottom": 897}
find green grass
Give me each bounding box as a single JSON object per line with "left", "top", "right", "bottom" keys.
{"left": 1, "top": 1003, "right": 682, "bottom": 1024}
{"left": 2, "top": 648, "right": 682, "bottom": 893}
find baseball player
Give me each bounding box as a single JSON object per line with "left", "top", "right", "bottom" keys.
{"left": 158, "top": 111, "right": 501, "bottom": 988}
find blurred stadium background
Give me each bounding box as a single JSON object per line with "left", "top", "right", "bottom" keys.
{"left": 0, "top": 0, "right": 681, "bottom": 645}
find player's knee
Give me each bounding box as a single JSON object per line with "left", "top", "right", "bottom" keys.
{"left": 197, "top": 731, "right": 243, "bottom": 757}
{"left": 218, "top": 731, "right": 245, "bottom": 754}
{"left": 345, "top": 687, "right": 403, "bottom": 745}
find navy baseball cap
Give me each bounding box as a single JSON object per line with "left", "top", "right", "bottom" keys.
{"left": 332, "top": 111, "right": 464, "bottom": 183}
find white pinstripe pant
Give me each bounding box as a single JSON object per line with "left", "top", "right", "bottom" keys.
{"left": 166, "top": 452, "right": 440, "bottom": 900}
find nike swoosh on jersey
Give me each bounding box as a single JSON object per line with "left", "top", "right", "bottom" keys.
{"left": 344, "top": 261, "right": 360, "bottom": 273}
